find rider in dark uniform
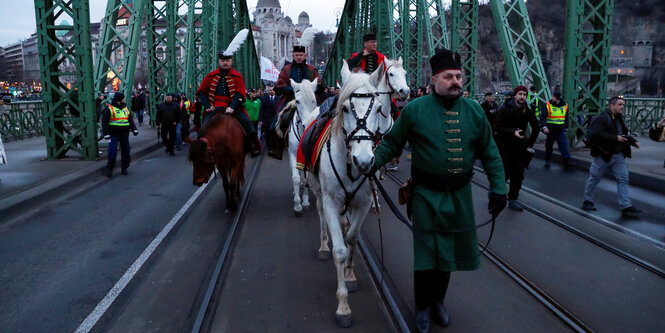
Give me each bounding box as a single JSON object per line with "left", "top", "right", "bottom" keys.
{"left": 347, "top": 33, "right": 386, "bottom": 74}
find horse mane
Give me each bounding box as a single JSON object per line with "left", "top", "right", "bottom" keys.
{"left": 332, "top": 72, "right": 376, "bottom": 134}
{"left": 275, "top": 100, "right": 297, "bottom": 139}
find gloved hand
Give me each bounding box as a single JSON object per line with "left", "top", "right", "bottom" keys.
{"left": 488, "top": 192, "right": 507, "bottom": 217}
{"left": 103, "top": 135, "right": 111, "bottom": 140}
{"left": 132, "top": 130, "right": 139, "bottom": 136}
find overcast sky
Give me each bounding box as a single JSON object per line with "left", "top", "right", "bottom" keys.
{"left": 0, "top": 0, "right": 345, "bottom": 47}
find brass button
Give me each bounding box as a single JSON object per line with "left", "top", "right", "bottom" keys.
{"left": 445, "top": 120, "right": 460, "bottom": 124}
{"left": 448, "top": 158, "right": 463, "bottom": 162}
{"left": 447, "top": 148, "right": 463, "bottom": 152}
{"left": 446, "top": 129, "right": 461, "bottom": 133}
{"left": 445, "top": 111, "right": 459, "bottom": 115}
{"left": 446, "top": 138, "right": 462, "bottom": 143}
{"left": 448, "top": 168, "right": 462, "bottom": 174}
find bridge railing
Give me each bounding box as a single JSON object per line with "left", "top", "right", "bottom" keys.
{"left": 622, "top": 98, "right": 665, "bottom": 136}
{"left": 0, "top": 101, "right": 44, "bottom": 141}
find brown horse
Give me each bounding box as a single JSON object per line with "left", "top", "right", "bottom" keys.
{"left": 188, "top": 114, "right": 246, "bottom": 212}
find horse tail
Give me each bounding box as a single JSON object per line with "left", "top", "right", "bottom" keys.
{"left": 275, "top": 100, "right": 297, "bottom": 139}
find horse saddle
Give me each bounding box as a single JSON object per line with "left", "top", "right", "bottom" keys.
{"left": 296, "top": 96, "right": 338, "bottom": 172}
{"left": 277, "top": 103, "right": 296, "bottom": 136}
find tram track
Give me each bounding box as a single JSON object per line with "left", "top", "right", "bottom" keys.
{"left": 471, "top": 166, "right": 665, "bottom": 279}
{"left": 190, "top": 154, "right": 264, "bottom": 333}
{"left": 378, "top": 170, "right": 594, "bottom": 333}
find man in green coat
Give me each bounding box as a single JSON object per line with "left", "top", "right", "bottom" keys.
{"left": 371, "top": 48, "right": 507, "bottom": 332}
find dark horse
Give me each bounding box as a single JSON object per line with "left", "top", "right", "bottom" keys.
{"left": 188, "top": 114, "right": 246, "bottom": 212}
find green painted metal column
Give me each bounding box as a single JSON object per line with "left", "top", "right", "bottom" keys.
{"left": 451, "top": 0, "right": 478, "bottom": 95}
{"left": 490, "top": 0, "right": 550, "bottom": 104}
{"left": 563, "top": 0, "right": 614, "bottom": 147}
{"left": 146, "top": 0, "right": 177, "bottom": 125}
{"left": 425, "top": 0, "right": 450, "bottom": 54}
{"left": 323, "top": 0, "right": 359, "bottom": 87}
{"left": 94, "top": 0, "right": 147, "bottom": 100}
{"left": 185, "top": 0, "right": 205, "bottom": 99}
{"left": 34, "top": 0, "right": 98, "bottom": 159}
{"left": 235, "top": 0, "right": 261, "bottom": 89}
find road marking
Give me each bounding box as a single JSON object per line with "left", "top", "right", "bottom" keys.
{"left": 75, "top": 180, "right": 211, "bottom": 333}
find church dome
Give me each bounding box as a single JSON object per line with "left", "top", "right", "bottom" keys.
{"left": 285, "top": 16, "right": 293, "bottom": 24}
{"left": 264, "top": 11, "right": 274, "bottom": 20}
{"left": 298, "top": 11, "right": 310, "bottom": 25}
{"left": 257, "top": 0, "right": 281, "bottom": 8}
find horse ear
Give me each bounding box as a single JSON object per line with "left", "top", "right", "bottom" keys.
{"left": 397, "top": 56, "right": 403, "bottom": 65}
{"left": 341, "top": 60, "right": 351, "bottom": 83}
{"left": 369, "top": 62, "right": 385, "bottom": 86}
{"left": 310, "top": 78, "right": 318, "bottom": 91}
{"left": 290, "top": 78, "right": 299, "bottom": 90}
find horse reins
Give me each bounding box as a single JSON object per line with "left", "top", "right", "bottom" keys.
{"left": 370, "top": 173, "right": 498, "bottom": 265}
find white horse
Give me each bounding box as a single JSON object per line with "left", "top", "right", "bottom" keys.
{"left": 305, "top": 61, "right": 388, "bottom": 328}
{"left": 275, "top": 78, "right": 319, "bottom": 216}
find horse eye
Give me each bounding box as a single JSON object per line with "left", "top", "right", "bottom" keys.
{"left": 389, "top": 73, "right": 394, "bottom": 76}
{"left": 296, "top": 100, "right": 300, "bottom": 104}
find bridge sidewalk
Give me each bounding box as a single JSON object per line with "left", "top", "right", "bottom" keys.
{"left": 532, "top": 135, "right": 665, "bottom": 192}
{"left": 0, "top": 125, "right": 163, "bottom": 221}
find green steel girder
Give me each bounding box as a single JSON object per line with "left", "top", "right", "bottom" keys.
{"left": 34, "top": 0, "right": 98, "bottom": 159}
{"left": 563, "top": 0, "right": 614, "bottom": 147}
{"left": 425, "top": 1, "right": 450, "bottom": 55}
{"left": 323, "top": 0, "right": 358, "bottom": 87}
{"left": 94, "top": 0, "right": 147, "bottom": 100}
{"left": 185, "top": 0, "right": 205, "bottom": 99}
{"left": 173, "top": 1, "right": 192, "bottom": 93}
{"left": 451, "top": 0, "right": 478, "bottom": 95}
{"left": 145, "top": 0, "right": 176, "bottom": 125}
{"left": 490, "top": 0, "right": 551, "bottom": 105}
{"left": 234, "top": 0, "right": 261, "bottom": 89}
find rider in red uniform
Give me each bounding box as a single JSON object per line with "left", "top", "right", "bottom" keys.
{"left": 347, "top": 33, "right": 386, "bottom": 74}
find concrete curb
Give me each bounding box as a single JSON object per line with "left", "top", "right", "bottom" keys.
{"left": 0, "top": 142, "right": 162, "bottom": 224}
{"left": 533, "top": 148, "right": 665, "bottom": 193}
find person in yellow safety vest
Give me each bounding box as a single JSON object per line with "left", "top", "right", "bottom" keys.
{"left": 101, "top": 92, "right": 139, "bottom": 177}
{"left": 177, "top": 92, "right": 191, "bottom": 148}
{"left": 527, "top": 85, "right": 541, "bottom": 118}
{"left": 539, "top": 91, "right": 572, "bottom": 169}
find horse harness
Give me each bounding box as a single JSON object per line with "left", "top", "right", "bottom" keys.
{"left": 289, "top": 106, "right": 304, "bottom": 142}
{"left": 328, "top": 91, "right": 387, "bottom": 215}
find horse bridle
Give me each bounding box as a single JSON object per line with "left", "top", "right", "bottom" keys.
{"left": 328, "top": 91, "right": 386, "bottom": 215}
{"left": 289, "top": 106, "right": 304, "bottom": 142}
{"left": 342, "top": 92, "right": 388, "bottom": 149}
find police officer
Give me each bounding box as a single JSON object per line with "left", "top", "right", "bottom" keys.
{"left": 370, "top": 48, "right": 507, "bottom": 332}
{"left": 540, "top": 91, "right": 573, "bottom": 168}
{"left": 101, "top": 92, "right": 138, "bottom": 177}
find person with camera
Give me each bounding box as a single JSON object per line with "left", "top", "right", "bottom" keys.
{"left": 101, "top": 92, "right": 139, "bottom": 177}
{"left": 582, "top": 96, "right": 641, "bottom": 215}
{"left": 494, "top": 85, "right": 540, "bottom": 211}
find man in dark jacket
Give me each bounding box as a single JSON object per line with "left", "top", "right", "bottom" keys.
{"left": 540, "top": 91, "right": 572, "bottom": 168}
{"left": 258, "top": 87, "right": 279, "bottom": 141}
{"left": 480, "top": 92, "right": 498, "bottom": 130}
{"left": 582, "top": 96, "right": 641, "bottom": 214}
{"left": 131, "top": 91, "right": 146, "bottom": 126}
{"left": 494, "top": 86, "right": 540, "bottom": 211}
{"left": 156, "top": 93, "right": 181, "bottom": 156}
{"left": 101, "top": 92, "right": 138, "bottom": 177}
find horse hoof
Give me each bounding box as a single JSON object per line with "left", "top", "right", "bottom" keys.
{"left": 294, "top": 210, "right": 302, "bottom": 217}
{"left": 335, "top": 314, "right": 353, "bottom": 328}
{"left": 318, "top": 250, "right": 331, "bottom": 261}
{"left": 346, "top": 280, "right": 358, "bottom": 292}
{"left": 302, "top": 201, "right": 310, "bottom": 208}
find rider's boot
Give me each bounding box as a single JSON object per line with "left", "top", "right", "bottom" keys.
{"left": 248, "top": 133, "right": 262, "bottom": 158}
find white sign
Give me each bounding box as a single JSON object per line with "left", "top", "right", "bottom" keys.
{"left": 260, "top": 57, "right": 280, "bottom": 82}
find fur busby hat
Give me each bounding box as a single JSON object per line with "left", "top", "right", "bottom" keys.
{"left": 362, "top": 33, "right": 376, "bottom": 42}
{"left": 513, "top": 85, "right": 528, "bottom": 96}
{"left": 430, "top": 48, "right": 462, "bottom": 75}
{"left": 293, "top": 45, "right": 306, "bottom": 53}
{"left": 553, "top": 91, "right": 562, "bottom": 99}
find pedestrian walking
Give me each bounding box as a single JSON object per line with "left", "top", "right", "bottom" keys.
{"left": 131, "top": 91, "right": 146, "bottom": 126}
{"left": 540, "top": 91, "right": 573, "bottom": 169}
{"left": 244, "top": 88, "right": 261, "bottom": 131}
{"left": 582, "top": 96, "right": 642, "bottom": 215}
{"left": 101, "top": 92, "right": 138, "bottom": 177}
{"left": 494, "top": 85, "right": 540, "bottom": 211}
{"left": 370, "top": 48, "right": 507, "bottom": 333}
{"left": 258, "top": 87, "right": 279, "bottom": 147}
{"left": 480, "top": 92, "right": 498, "bottom": 130}
{"left": 156, "top": 93, "right": 181, "bottom": 156}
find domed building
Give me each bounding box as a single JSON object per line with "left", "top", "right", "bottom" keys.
{"left": 252, "top": 0, "right": 311, "bottom": 68}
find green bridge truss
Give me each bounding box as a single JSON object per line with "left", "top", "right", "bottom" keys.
{"left": 29, "top": 0, "right": 651, "bottom": 158}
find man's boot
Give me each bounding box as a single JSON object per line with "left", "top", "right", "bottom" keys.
{"left": 267, "top": 130, "right": 284, "bottom": 160}
{"left": 431, "top": 302, "right": 451, "bottom": 327}
{"left": 248, "top": 133, "right": 261, "bottom": 158}
{"left": 415, "top": 307, "right": 431, "bottom": 333}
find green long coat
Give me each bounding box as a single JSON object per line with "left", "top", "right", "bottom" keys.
{"left": 374, "top": 93, "right": 506, "bottom": 271}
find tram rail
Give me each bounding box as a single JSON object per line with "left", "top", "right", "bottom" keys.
{"left": 380, "top": 170, "right": 594, "bottom": 333}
